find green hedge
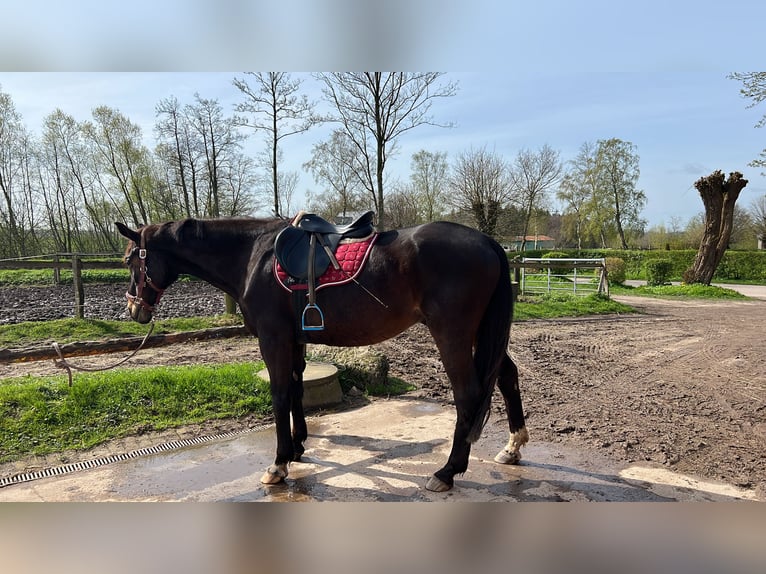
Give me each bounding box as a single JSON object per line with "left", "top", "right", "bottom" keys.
{"left": 510, "top": 249, "right": 766, "bottom": 282}
{"left": 646, "top": 259, "right": 673, "bottom": 286}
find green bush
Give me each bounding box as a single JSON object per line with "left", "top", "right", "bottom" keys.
{"left": 541, "top": 251, "right": 571, "bottom": 275}
{"left": 604, "top": 257, "right": 626, "bottom": 285}
{"left": 646, "top": 259, "right": 673, "bottom": 286}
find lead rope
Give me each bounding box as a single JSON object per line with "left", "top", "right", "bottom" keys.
{"left": 52, "top": 322, "right": 156, "bottom": 387}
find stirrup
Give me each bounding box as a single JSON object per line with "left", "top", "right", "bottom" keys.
{"left": 301, "top": 303, "right": 325, "bottom": 331}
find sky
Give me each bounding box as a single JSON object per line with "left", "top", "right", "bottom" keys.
{"left": 1, "top": 1, "right": 765, "bottom": 229}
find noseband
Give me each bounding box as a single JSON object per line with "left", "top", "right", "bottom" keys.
{"left": 125, "top": 234, "right": 165, "bottom": 313}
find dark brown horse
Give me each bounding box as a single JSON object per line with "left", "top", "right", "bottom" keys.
{"left": 116, "top": 216, "right": 528, "bottom": 492}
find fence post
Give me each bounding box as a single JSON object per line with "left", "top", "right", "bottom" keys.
{"left": 53, "top": 253, "right": 61, "bottom": 284}
{"left": 224, "top": 293, "right": 237, "bottom": 315}
{"left": 72, "top": 256, "right": 85, "bottom": 319}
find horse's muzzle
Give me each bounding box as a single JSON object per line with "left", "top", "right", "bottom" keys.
{"left": 126, "top": 296, "right": 153, "bottom": 324}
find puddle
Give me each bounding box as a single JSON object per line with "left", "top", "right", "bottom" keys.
{"left": 0, "top": 398, "right": 760, "bottom": 502}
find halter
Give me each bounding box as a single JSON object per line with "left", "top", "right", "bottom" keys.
{"left": 125, "top": 232, "right": 165, "bottom": 313}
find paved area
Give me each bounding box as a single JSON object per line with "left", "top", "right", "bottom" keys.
{"left": 0, "top": 397, "right": 759, "bottom": 502}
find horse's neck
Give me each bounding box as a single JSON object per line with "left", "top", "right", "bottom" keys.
{"left": 165, "top": 225, "right": 259, "bottom": 298}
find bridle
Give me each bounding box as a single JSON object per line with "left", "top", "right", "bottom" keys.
{"left": 125, "top": 232, "right": 165, "bottom": 313}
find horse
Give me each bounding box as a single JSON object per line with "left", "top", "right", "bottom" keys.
{"left": 116, "top": 215, "right": 528, "bottom": 492}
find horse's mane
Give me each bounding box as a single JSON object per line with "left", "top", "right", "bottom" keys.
{"left": 152, "top": 217, "right": 286, "bottom": 249}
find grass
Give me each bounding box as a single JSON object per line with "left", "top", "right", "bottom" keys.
{"left": 0, "top": 362, "right": 272, "bottom": 463}
{"left": 0, "top": 315, "right": 244, "bottom": 348}
{"left": 0, "top": 268, "right": 129, "bottom": 286}
{"left": 514, "top": 292, "right": 635, "bottom": 320}
{"left": 610, "top": 283, "right": 748, "bottom": 300}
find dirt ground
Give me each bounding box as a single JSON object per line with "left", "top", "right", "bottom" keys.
{"left": 1, "top": 286, "right": 765, "bottom": 497}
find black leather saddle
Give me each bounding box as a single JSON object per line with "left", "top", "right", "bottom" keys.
{"left": 274, "top": 211, "right": 375, "bottom": 281}
{"left": 274, "top": 211, "right": 376, "bottom": 331}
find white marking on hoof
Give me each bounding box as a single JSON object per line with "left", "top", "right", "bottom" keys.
{"left": 260, "top": 463, "right": 288, "bottom": 484}
{"left": 494, "top": 427, "right": 529, "bottom": 465}
{"left": 425, "top": 475, "right": 453, "bottom": 492}
{"left": 494, "top": 449, "right": 521, "bottom": 464}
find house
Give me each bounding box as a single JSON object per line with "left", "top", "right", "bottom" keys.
{"left": 505, "top": 235, "right": 556, "bottom": 252}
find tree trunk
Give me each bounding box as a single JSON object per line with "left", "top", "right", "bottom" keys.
{"left": 684, "top": 171, "right": 748, "bottom": 285}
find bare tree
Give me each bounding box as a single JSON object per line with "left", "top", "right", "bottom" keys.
{"left": 188, "top": 94, "right": 246, "bottom": 217}
{"left": 448, "top": 146, "right": 512, "bottom": 237}
{"left": 39, "top": 110, "right": 85, "bottom": 252}
{"left": 729, "top": 72, "right": 766, "bottom": 175}
{"left": 218, "top": 153, "right": 262, "bottom": 216}
{"left": 155, "top": 96, "right": 198, "bottom": 218}
{"left": 557, "top": 141, "right": 599, "bottom": 249}
{"left": 0, "top": 89, "right": 29, "bottom": 256}
{"left": 303, "top": 129, "right": 367, "bottom": 220}
{"left": 750, "top": 193, "right": 766, "bottom": 246}
{"left": 684, "top": 170, "right": 748, "bottom": 285}
{"left": 315, "top": 72, "right": 457, "bottom": 229}
{"left": 156, "top": 94, "right": 255, "bottom": 219}
{"left": 510, "top": 144, "right": 563, "bottom": 250}
{"left": 233, "top": 72, "right": 319, "bottom": 216}
{"left": 409, "top": 149, "right": 448, "bottom": 222}
{"left": 385, "top": 182, "right": 421, "bottom": 228}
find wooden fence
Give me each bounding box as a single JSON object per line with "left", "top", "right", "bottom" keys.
{"left": 0, "top": 254, "right": 124, "bottom": 319}
{"left": 0, "top": 253, "right": 238, "bottom": 319}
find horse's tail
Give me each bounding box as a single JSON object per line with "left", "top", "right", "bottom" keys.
{"left": 467, "top": 237, "right": 513, "bottom": 443}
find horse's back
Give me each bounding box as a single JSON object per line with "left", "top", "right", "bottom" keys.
{"left": 406, "top": 221, "right": 506, "bottom": 277}
{"left": 375, "top": 220, "right": 507, "bottom": 307}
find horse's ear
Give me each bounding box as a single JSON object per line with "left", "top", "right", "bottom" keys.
{"left": 116, "top": 222, "right": 140, "bottom": 243}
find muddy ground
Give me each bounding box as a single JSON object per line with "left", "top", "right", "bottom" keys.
{"left": 1, "top": 283, "right": 764, "bottom": 496}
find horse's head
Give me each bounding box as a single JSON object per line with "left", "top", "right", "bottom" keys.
{"left": 116, "top": 222, "right": 177, "bottom": 324}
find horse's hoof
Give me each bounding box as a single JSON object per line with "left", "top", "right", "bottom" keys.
{"left": 425, "top": 475, "right": 453, "bottom": 492}
{"left": 260, "top": 463, "right": 288, "bottom": 484}
{"left": 494, "top": 448, "right": 522, "bottom": 465}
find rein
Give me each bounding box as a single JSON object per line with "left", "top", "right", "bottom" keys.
{"left": 52, "top": 322, "right": 156, "bottom": 387}
{"left": 53, "top": 232, "right": 163, "bottom": 387}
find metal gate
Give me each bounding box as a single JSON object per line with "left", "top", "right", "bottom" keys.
{"left": 516, "top": 258, "right": 608, "bottom": 297}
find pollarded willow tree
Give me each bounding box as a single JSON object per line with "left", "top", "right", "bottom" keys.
{"left": 684, "top": 170, "right": 748, "bottom": 285}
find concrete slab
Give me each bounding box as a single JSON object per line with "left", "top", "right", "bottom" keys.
{"left": 0, "top": 397, "right": 759, "bottom": 502}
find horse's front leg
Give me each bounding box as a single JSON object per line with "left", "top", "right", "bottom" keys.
{"left": 259, "top": 337, "right": 298, "bottom": 485}
{"left": 290, "top": 343, "right": 308, "bottom": 461}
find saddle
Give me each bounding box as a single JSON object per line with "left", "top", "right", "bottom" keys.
{"left": 274, "top": 211, "right": 376, "bottom": 330}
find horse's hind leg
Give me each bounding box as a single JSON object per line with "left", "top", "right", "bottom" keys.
{"left": 425, "top": 333, "right": 482, "bottom": 492}
{"left": 494, "top": 354, "right": 529, "bottom": 465}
